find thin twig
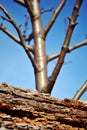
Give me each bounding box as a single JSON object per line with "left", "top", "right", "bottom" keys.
{"left": 41, "top": 8, "right": 54, "bottom": 14}
{"left": 48, "top": 39, "right": 87, "bottom": 62}
{"left": 68, "top": 40, "right": 87, "bottom": 51}
{"left": 23, "top": 13, "right": 29, "bottom": 40}
{"left": 14, "top": 0, "right": 54, "bottom": 14}
{"left": 73, "top": 80, "right": 87, "bottom": 100}
{"left": 0, "top": 16, "right": 10, "bottom": 22}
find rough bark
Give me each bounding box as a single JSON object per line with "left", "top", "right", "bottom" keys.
{"left": 0, "top": 83, "right": 87, "bottom": 130}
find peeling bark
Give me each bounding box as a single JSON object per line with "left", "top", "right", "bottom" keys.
{"left": 0, "top": 83, "right": 87, "bottom": 130}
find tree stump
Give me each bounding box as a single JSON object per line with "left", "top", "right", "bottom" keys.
{"left": 0, "top": 83, "right": 87, "bottom": 130}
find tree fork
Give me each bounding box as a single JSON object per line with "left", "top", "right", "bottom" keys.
{"left": 24, "top": 0, "right": 48, "bottom": 92}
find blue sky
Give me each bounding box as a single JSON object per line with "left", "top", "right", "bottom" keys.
{"left": 0, "top": 0, "right": 87, "bottom": 100}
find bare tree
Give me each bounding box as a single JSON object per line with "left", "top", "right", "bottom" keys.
{"left": 0, "top": 0, "right": 87, "bottom": 96}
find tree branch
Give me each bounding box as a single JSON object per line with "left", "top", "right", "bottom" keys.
{"left": 41, "top": 8, "right": 54, "bottom": 14}
{"left": 0, "top": 4, "right": 37, "bottom": 69}
{"left": 41, "top": 0, "right": 83, "bottom": 93}
{"left": 43, "top": 0, "right": 66, "bottom": 37}
{"left": 73, "top": 80, "right": 87, "bottom": 100}
{"left": 26, "top": 33, "right": 34, "bottom": 43}
{"left": 48, "top": 39, "right": 87, "bottom": 62}
{"left": 14, "top": 0, "right": 25, "bottom": 7}
{"left": 0, "top": 24, "right": 20, "bottom": 43}
{"left": 68, "top": 39, "right": 87, "bottom": 51}
{"left": 0, "top": 24, "right": 33, "bottom": 52}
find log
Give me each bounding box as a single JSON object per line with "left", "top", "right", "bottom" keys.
{"left": 0, "top": 83, "right": 87, "bottom": 130}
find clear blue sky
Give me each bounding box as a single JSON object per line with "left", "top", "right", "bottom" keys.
{"left": 0, "top": 0, "right": 87, "bottom": 100}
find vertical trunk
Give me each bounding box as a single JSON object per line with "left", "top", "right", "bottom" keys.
{"left": 34, "top": 38, "right": 48, "bottom": 92}
{"left": 26, "top": 0, "right": 48, "bottom": 92}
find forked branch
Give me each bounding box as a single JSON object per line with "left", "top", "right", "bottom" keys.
{"left": 0, "top": 4, "right": 37, "bottom": 69}
{"left": 73, "top": 80, "right": 87, "bottom": 100}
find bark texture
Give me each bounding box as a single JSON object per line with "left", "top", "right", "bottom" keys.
{"left": 0, "top": 83, "right": 87, "bottom": 130}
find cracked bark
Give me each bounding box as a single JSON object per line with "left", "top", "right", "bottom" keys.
{"left": 0, "top": 83, "right": 87, "bottom": 130}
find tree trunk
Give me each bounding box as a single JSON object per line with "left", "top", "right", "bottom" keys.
{"left": 0, "top": 83, "right": 87, "bottom": 130}
{"left": 25, "top": 0, "right": 48, "bottom": 92}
